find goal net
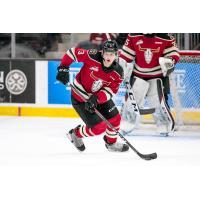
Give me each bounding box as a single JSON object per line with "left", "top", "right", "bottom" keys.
{"left": 170, "top": 51, "right": 200, "bottom": 125}
{"left": 114, "top": 51, "right": 200, "bottom": 129}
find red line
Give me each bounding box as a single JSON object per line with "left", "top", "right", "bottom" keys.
{"left": 180, "top": 50, "right": 200, "bottom": 56}
{"left": 18, "top": 107, "right": 21, "bottom": 116}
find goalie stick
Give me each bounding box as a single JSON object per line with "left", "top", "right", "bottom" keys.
{"left": 124, "top": 81, "right": 155, "bottom": 115}
{"left": 68, "top": 82, "right": 157, "bottom": 161}
{"left": 121, "top": 81, "right": 155, "bottom": 134}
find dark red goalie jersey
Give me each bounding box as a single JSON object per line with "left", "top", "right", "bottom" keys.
{"left": 60, "top": 48, "right": 124, "bottom": 103}
{"left": 120, "top": 33, "right": 180, "bottom": 78}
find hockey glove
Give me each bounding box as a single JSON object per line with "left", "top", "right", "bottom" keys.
{"left": 85, "top": 95, "right": 98, "bottom": 113}
{"left": 159, "top": 57, "right": 175, "bottom": 77}
{"left": 56, "top": 65, "right": 69, "bottom": 85}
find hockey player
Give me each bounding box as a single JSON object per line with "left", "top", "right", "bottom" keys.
{"left": 56, "top": 40, "right": 129, "bottom": 152}
{"left": 119, "top": 33, "right": 180, "bottom": 136}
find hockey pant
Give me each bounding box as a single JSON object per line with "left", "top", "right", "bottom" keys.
{"left": 71, "top": 96, "right": 120, "bottom": 143}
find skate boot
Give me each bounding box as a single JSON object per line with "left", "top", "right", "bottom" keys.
{"left": 103, "top": 135, "right": 129, "bottom": 152}
{"left": 66, "top": 125, "right": 85, "bottom": 152}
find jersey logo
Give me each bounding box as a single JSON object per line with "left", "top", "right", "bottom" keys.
{"left": 89, "top": 66, "right": 99, "bottom": 72}
{"left": 90, "top": 71, "right": 111, "bottom": 86}
{"left": 144, "top": 49, "right": 153, "bottom": 64}
{"left": 92, "top": 79, "right": 103, "bottom": 92}
{"left": 139, "top": 45, "right": 160, "bottom": 64}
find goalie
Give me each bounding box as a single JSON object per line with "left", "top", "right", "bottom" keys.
{"left": 119, "top": 33, "right": 180, "bottom": 136}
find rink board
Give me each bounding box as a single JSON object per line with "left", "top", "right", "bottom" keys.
{"left": 0, "top": 106, "right": 200, "bottom": 124}
{"left": 0, "top": 106, "right": 78, "bottom": 118}
{"left": 0, "top": 59, "right": 200, "bottom": 123}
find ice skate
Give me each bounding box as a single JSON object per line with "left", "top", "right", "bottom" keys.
{"left": 103, "top": 136, "right": 129, "bottom": 152}
{"left": 159, "top": 131, "right": 169, "bottom": 137}
{"left": 66, "top": 125, "right": 85, "bottom": 152}
{"left": 156, "top": 123, "right": 169, "bottom": 137}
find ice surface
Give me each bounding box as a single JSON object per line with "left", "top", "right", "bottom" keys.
{"left": 0, "top": 116, "right": 200, "bottom": 200}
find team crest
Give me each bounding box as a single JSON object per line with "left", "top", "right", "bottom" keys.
{"left": 92, "top": 79, "right": 103, "bottom": 92}
{"left": 144, "top": 49, "right": 153, "bottom": 64}
{"left": 89, "top": 49, "right": 98, "bottom": 55}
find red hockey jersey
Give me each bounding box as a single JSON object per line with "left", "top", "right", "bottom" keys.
{"left": 60, "top": 48, "right": 123, "bottom": 103}
{"left": 120, "top": 33, "right": 180, "bottom": 78}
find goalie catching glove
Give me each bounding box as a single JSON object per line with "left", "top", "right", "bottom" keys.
{"left": 159, "top": 57, "right": 175, "bottom": 77}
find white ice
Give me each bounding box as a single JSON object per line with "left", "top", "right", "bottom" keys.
{"left": 0, "top": 116, "right": 200, "bottom": 200}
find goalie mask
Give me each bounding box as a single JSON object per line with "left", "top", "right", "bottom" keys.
{"left": 143, "top": 33, "right": 156, "bottom": 38}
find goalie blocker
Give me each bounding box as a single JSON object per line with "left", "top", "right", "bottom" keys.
{"left": 125, "top": 76, "right": 175, "bottom": 136}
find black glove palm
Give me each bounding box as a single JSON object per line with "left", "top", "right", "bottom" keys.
{"left": 56, "top": 66, "right": 69, "bottom": 85}
{"left": 85, "top": 95, "right": 98, "bottom": 113}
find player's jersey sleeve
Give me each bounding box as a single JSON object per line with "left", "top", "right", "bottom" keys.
{"left": 162, "top": 34, "right": 180, "bottom": 63}
{"left": 96, "top": 65, "right": 124, "bottom": 104}
{"left": 120, "top": 34, "right": 136, "bottom": 63}
{"left": 60, "top": 48, "right": 89, "bottom": 67}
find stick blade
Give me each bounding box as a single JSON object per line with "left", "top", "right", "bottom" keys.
{"left": 140, "top": 152, "right": 157, "bottom": 161}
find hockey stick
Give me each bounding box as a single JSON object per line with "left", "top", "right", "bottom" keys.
{"left": 124, "top": 81, "right": 140, "bottom": 115}
{"left": 68, "top": 82, "right": 157, "bottom": 160}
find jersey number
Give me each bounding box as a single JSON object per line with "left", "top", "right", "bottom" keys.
{"left": 125, "top": 39, "right": 130, "bottom": 46}
{"left": 78, "top": 50, "right": 84, "bottom": 55}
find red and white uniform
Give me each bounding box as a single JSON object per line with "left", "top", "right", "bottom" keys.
{"left": 60, "top": 48, "right": 123, "bottom": 103}
{"left": 60, "top": 48, "right": 123, "bottom": 143}
{"left": 120, "top": 33, "right": 180, "bottom": 78}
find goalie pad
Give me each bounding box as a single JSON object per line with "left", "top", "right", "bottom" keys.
{"left": 118, "top": 57, "right": 134, "bottom": 82}
{"left": 121, "top": 97, "right": 139, "bottom": 129}
{"left": 146, "top": 79, "right": 161, "bottom": 108}
{"left": 120, "top": 77, "right": 149, "bottom": 131}
{"left": 146, "top": 78, "right": 175, "bottom": 135}
{"left": 131, "top": 76, "right": 149, "bottom": 107}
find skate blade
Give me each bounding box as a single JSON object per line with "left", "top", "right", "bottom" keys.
{"left": 159, "top": 132, "right": 169, "bottom": 137}
{"left": 66, "top": 133, "right": 73, "bottom": 143}
{"left": 66, "top": 133, "right": 85, "bottom": 152}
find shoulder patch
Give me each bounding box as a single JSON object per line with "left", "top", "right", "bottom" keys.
{"left": 88, "top": 50, "right": 102, "bottom": 63}
{"left": 88, "top": 49, "right": 98, "bottom": 55}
